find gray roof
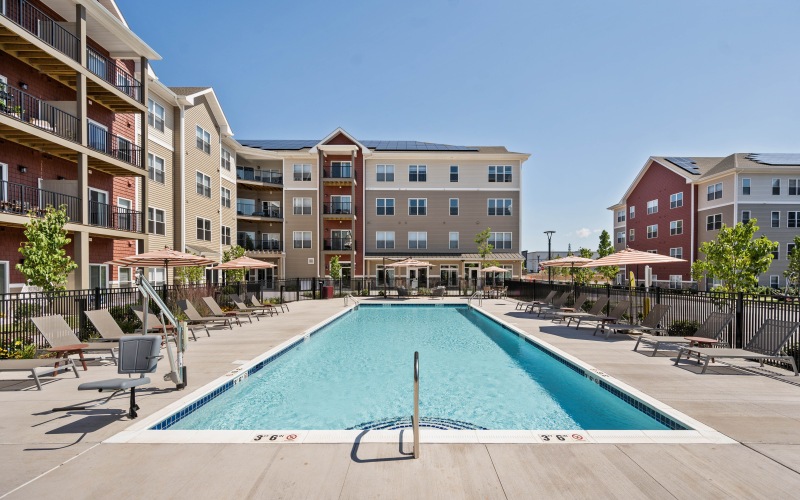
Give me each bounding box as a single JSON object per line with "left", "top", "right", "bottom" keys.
{"left": 168, "top": 86, "right": 211, "bottom": 96}
{"left": 364, "top": 253, "right": 523, "bottom": 260}
{"left": 238, "top": 139, "right": 507, "bottom": 153}
{"left": 651, "top": 156, "right": 722, "bottom": 178}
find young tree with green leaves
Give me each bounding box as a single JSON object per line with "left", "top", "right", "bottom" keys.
{"left": 172, "top": 250, "right": 206, "bottom": 285}
{"left": 16, "top": 205, "right": 77, "bottom": 292}
{"left": 691, "top": 219, "right": 778, "bottom": 293}
{"left": 329, "top": 255, "right": 342, "bottom": 280}
{"left": 222, "top": 245, "right": 247, "bottom": 282}
{"left": 475, "top": 228, "right": 493, "bottom": 269}
{"left": 785, "top": 235, "right": 800, "bottom": 293}
{"left": 572, "top": 247, "right": 595, "bottom": 285}
{"left": 596, "top": 229, "right": 619, "bottom": 283}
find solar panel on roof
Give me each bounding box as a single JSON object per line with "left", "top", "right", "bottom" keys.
{"left": 746, "top": 153, "right": 800, "bottom": 166}
{"left": 240, "top": 139, "right": 479, "bottom": 152}
{"left": 665, "top": 157, "right": 701, "bottom": 175}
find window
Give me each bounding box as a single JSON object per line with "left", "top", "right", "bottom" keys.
{"left": 789, "top": 243, "right": 796, "bottom": 260}
{"left": 670, "top": 192, "right": 683, "bottom": 208}
{"left": 670, "top": 220, "right": 683, "bottom": 235}
{"left": 647, "top": 224, "right": 658, "bottom": 239}
{"left": 196, "top": 125, "right": 211, "bottom": 154}
{"left": 707, "top": 183, "right": 723, "bottom": 201}
{"left": 148, "top": 99, "right": 164, "bottom": 132}
{"left": 616, "top": 210, "right": 625, "bottom": 223}
{"left": 450, "top": 165, "right": 459, "bottom": 182}
{"left": 772, "top": 211, "right": 780, "bottom": 228}
{"left": 488, "top": 199, "right": 512, "bottom": 216}
{"left": 772, "top": 248, "right": 779, "bottom": 261}
{"left": 789, "top": 211, "right": 800, "bottom": 228}
{"left": 770, "top": 276, "right": 780, "bottom": 289}
{"left": 147, "top": 207, "right": 165, "bottom": 235}
{"left": 220, "top": 187, "right": 231, "bottom": 208}
{"left": 376, "top": 198, "right": 395, "bottom": 216}
{"left": 742, "top": 178, "right": 751, "bottom": 195}
{"left": 669, "top": 275, "right": 683, "bottom": 289}
{"left": 220, "top": 147, "right": 232, "bottom": 171}
{"left": 149, "top": 268, "right": 165, "bottom": 285}
{"left": 408, "top": 198, "right": 427, "bottom": 216}
{"left": 89, "top": 264, "right": 108, "bottom": 289}
{"left": 196, "top": 217, "right": 211, "bottom": 241}
{"left": 117, "top": 137, "right": 132, "bottom": 163}
{"left": 629, "top": 229, "right": 635, "bottom": 241}
{"left": 488, "top": 165, "right": 512, "bottom": 183}
{"left": 376, "top": 231, "right": 395, "bottom": 249}
{"left": 647, "top": 199, "right": 658, "bottom": 214}
{"left": 293, "top": 231, "right": 312, "bottom": 249}
{"left": 706, "top": 214, "right": 722, "bottom": 230}
{"left": 118, "top": 267, "right": 133, "bottom": 287}
{"left": 450, "top": 198, "right": 459, "bottom": 216}
{"left": 148, "top": 153, "right": 164, "bottom": 183}
{"left": 773, "top": 178, "right": 781, "bottom": 195}
{"left": 221, "top": 225, "right": 231, "bottom": 245}
{"left": 409, "top": 165, "right": 427, "bottom": 182}
{"left": 449, "top": 232, "right": 459, "bottom": 249}
{"left": 489, "top": 232, "right": 512, "bottom": 250}
{"left": 791, "top": 179, "right": 800, "bottom": 196}
{"left": 408, "top": 231, "right": 428, "bottom": 249}
{"left": 670, "top": 247, "right": 683, "bottom": 259}
{"left": 616, "top": 231, "right": 624, "bottom": 244}
{"left": 293, "top": 197, "right": 312, "bottom": 215}
{"left": 376, "top": 165, "right": 394, "bottom": 182}
{"left": 196, "top": 172, "right": 211, "bottom": 197}
{"left": 293, "top": 164, "right": 311, "bottom": 181}
{"left": 87, "top": 120, "right": 107, "bottom": 151}
{"left": 237, "top": 198, "right": 256, "bottom": 216}
{"left": 741, "top": 210, "right": 751, "bottom": 224}
{"left": 629, "top": 206, "right": 635, "bottom": 219}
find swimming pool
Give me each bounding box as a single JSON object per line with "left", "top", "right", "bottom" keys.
{"left": 152, "top": 304, "right": 686, "bottom": 432}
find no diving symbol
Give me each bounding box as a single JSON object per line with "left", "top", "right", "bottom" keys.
{"left": 286, "top": 434, "right": 297, "bottom": 441}
{"left": 571, "top": 434, "right": 585, "bottom": 441}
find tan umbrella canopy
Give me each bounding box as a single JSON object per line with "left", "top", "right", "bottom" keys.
{"left": 107, "top": 246, "right": 216, "bottom": 287}
{"left": 480, "top": 265, "right": 509, "bottom": 273}
{"left": 540, "top": 256, "right": 594, "bottom": 267}
{"left": 581, "top": 248, "right": 685, "bottom": 268}
{"left": 214, "top": 256, "right": 277, "bottom": 270}
{"left": 385, "top": 258, "right": 432, "bottom": 268}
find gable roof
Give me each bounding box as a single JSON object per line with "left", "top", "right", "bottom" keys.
{"left": 169, "top": 87, "right": 233, "bottom": 137}
{"left": 611, "top": 156, "right": 722, "bottom": 208}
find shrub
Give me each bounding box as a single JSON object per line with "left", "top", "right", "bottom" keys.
{"left": 668, "top": 320, "right": 699, "bottom": 337}
{"left": 360, "top": 289, "right": 370, "bottom": 297}
{"left": 785, "top": 343, "right": 800, "bottom": 370}
{"left": 582, "top": 300, "right": 595, "bottom": 313}
{"left": 0, "top": 339, "right": 37, "bottom": 359}
{"left": 13, "top": 302, "right": 42, "bottom": 328}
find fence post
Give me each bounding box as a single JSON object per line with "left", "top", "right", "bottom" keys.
{"left": 735, "top": 292, "right": 744, "bottom": 349}
{"left": 605, "top": 283, "right": 611, "bottom": 315}
{"left": 280, "top": 285, "right": 285, "bottom": 305}
{"left": 162, "top": 284, "right": 168, "bottom": 304}
{"left": 296, "top": 278, "right": 300, "bottom": 302}
{"left": 93, "top": 287, "right": 102, "bottom": 310}
{"left": 532, "top": 279, "right": 537, "bottom": 300}
{"left": 76, "top": 297, "right": 88, "bottom": 340}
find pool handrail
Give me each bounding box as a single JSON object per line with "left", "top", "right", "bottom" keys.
{"left": 343, "top": 293, "right": 360, "bottom": 307}
{"left": 468, "top": 290, "right": 483, "bottom": 307}
{"left": 413, "top": 351, "right": 420, "bottom": 459}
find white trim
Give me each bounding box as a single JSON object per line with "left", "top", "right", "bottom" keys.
{"left": 0, "top": 260, "right": 9, "bottom": 294}
{"left": 365, "top": 187, "right": 520, "bottom": 192}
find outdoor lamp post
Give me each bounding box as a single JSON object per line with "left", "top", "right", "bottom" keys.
{"left": 544, "top": 230, "right": 555, "bottom": 284}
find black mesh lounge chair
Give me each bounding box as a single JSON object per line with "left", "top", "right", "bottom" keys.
{"left": 634, "top": 311, "right": 733, "bottom": 356}
{"left": 675, "top": 318, "right": 800, "bottom": 375}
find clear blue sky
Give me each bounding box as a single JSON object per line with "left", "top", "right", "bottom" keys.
{"left": 119, "top": 0, "right": 800, "bottom": 253}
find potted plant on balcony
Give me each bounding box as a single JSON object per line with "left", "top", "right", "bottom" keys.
{"left": 10, "top": 105, "right": 24, "bottom": 119}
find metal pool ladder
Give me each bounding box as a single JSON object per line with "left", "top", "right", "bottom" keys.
{"left": 468, "top": 290, "right": 483, "bottom": 307}
{"left": 413, "top": 351, "right": 420, "bottom": 459}
{"left": 343, "top": 293, "right": 359, "bottom": 307}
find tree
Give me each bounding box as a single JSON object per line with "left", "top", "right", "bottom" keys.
{"left": 329, "top": 255, "right": 342, "bottom": 280}
{"left": 785, "top": 235, "right": 800, "bottom": 293}
{"left": 16, "top": 205, "right": 78, "bottom": 292}
{"left": 475, "top": 228, "right": 493, "bottom": 268}
{"left": 691, "top": 219, "right": 778, "bottom": 293}
{"left": 173, "top": 251, "right": 205, "bottom": 285}
{"left": 573, "top": 247, "right": 595, "bottom": 285}
{"left": 596, "top": 230, "right": 619, "bottom": 283}
{"left": 222, "top": 245, "right": 246, "bottom": 282}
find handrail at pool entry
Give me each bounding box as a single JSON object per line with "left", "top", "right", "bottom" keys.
{"left": 343, "top": 293, "right": 359, "bottom": 307}
{"left": 413, "top": 351, "right": 420, "bottom": 459}
{"left": 468, "top": 291, "right": 482, "bottom": 307}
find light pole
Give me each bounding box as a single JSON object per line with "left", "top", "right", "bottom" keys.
{"left": 544, "top": 230, "right": 555, "bottom": 284}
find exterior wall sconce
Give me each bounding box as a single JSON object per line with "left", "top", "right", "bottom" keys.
{"left": 18, "top": 165, "right": 27, "bottom": 173}
{"left": 19, "top": 82, "right": 28, "bottom": 90}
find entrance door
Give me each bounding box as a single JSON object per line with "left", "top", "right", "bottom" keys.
{"left": 465, "top": 263, "right": 480, "bottom": 288}
{"left": 331, "top": 230, "right": 352, "bottom": 250}
{"left": 89, "top": 188, "right": 108, "bottom": 226}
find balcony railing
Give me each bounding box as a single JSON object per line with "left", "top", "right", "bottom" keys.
{"left": 88, "top": 201, "right": 142, "bottom": 232}
{"left": 0, "top": 180, "right": 80, "bottom": 221}
{"left": 87, "top": 123, "right": 143, "bottom": 168}
{"left": 0, "top": 82, "right": 79, "bottom": 143}
{"left": 323, "top": 166, "right": 355, "bottom": 180}
{"left": 236, "top": 168, "right": 283, "bottom": 185}
{"left": 324, "top": 238, "right": 356, "bottom": 251}
{"left": 322, "top": 202, "right": 354, "bottom": 215}
{"left": 1, "top": 0, "right": 80, "bottom": 61}
{"left": 236, "top": 206, "right": 282, "bottom": 219}
{"left": 86, "top": 47, "right": 142, "bottom": 102}
{"left": 237, "top": 239, "right": 282, "bottom": 252}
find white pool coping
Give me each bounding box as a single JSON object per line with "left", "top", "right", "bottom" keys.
{"left": 107, "top": 303, "right": 736, "bottom": 446}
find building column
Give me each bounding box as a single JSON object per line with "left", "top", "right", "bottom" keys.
{"left": 139, "top": 56, "right": 149, "bottom": 253}
{"left": 173, "top": 105, "right": 186, "bottom": 252}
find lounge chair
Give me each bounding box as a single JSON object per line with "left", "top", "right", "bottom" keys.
{"left": 130, "top": 305, "right": 200, "bottom": 340}
{"left": 551, "top": 293, "right": 589, "bottom": 322}
{"left": 634, "top": 311, "right": 733, "bottom": 356}
{"left": 603, "top": 304, "right": 671, "bottom": 339}
{"left": 84, "top": 309, "right": 129, "bottom": 341}
{"left": 178, "top": 300, "right": 233, "bottom": 330}
{"left": 430, "top": 286, "right": 445, "bottom": 299}
{"left": 0, "top": 358, "right": 79, "bottom": 390}
{"left": 230, "top": 295, "right": 275, "bottom": 317}
{"left": 532, "top": 291, "right": 570, "bottom": 317}
{"left": 555, "top": 296, "right": 610, "bottom": 327}
{"left": 518, "top": 290, "right": 556, "bottom": 311}
{"left": 247, "top": 293, "right": 286, "bottom": 313}
{"left": 675, "top": 318, "right": 800, "bottom": 375}
{"left": 53, "top": 335, "right": 162, "bottom": 418}
{"left": 31, "top": 315, "right": 119, "bottom": 369}
{"left": 396, "top": 286, "right": 410, "bottom": 298}
{"left": 202, "top": 296, "right": 250, "bottom": 325}
{"left": 571, "top": 300, "right": 629, "bottom": 334}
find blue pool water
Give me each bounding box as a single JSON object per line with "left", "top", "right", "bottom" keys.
{"left": 167, "top": 305, "right": 679, "bottom": 431}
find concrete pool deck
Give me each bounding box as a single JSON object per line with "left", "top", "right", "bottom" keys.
{"left": 2, "top": 297, "right": 800, "bottom": 498}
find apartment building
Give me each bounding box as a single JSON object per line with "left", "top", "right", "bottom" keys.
{"left": 239, "top": 128, "right": 529, "bottom": 284}
{"left": 0, "top": 0, "right": 159, "bottom": 291}
{"left": 611, "top": 154, "right": 800, "bottom": 289}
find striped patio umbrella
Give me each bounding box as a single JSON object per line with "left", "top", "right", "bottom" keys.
{"left": 214, "top": 256, "right": 277, "bottom": 270}
{"left": 580, "top": 248, "right": 685, "bottom": 268}
{"left": 107, "top": 246, "right": 217, "bottom": 287}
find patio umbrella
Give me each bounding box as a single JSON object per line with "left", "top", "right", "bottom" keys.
{"left": 214, "top": 256, "right": 277, "bottom": 270}
{"left": 385, "top": 258, "right": 432, "bottom": 289}
{"left": 541, "top": 256, "right": 595, "bottom": 284}
{"left": 580, "top": 248, "right": 685, "bottom": 276}
{"left": 480, "top": 265, "right": 508, "bottom": 286}
{"left": 107, "top": 246, "right": 217, "bottom": 287}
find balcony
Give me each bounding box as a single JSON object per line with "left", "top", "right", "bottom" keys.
{"left": 324, "top": 238, "right": 356, "bottom": 251}
{"left": 322, "top": 165, "right": 356, "bottom": 185}
{"left": 1, "top": 81, "right": 79, "bottom": 143}
{"left": 236, "top": 168, "right": 282, "bottom": 191}
{"left": 88, "top": 200, "right": 143, "bottom": 233}
{"left": 236, "top": 206, "right": 283, "bottom": 220}
{"left": 0, "top": 0, "right": 79, "bottom": 62}
{"left": 88, "top": 123, "right": 143, "bottom": 170}
{"left": 322, "top": 202, "right": 355, "bottom": 220}
{"left": 86, "top": 47, "right": 142, "bottom": 102}
{"left": 238, "top": 240, "right": 282, "bottom": 252}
